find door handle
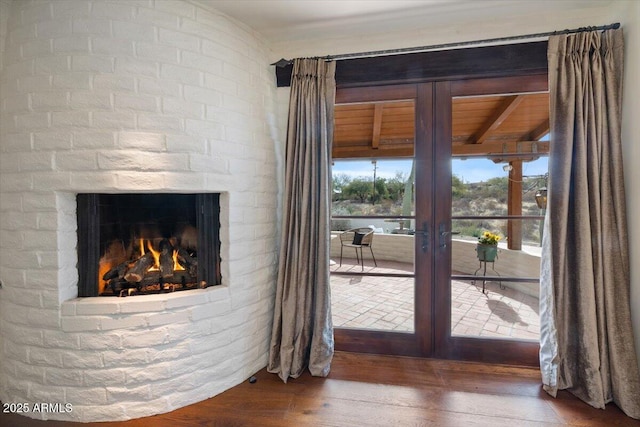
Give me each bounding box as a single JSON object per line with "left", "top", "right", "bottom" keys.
{"left": 439, "top": 223, "right": 460, "bottom": 248}
{"left": 414, "top": 222, "right": 430, "bottom": 252}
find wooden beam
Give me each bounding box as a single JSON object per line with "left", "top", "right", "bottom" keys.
{"left": 372, "top": 104, "right": 383, "bottom": 149}
{"left": 276, "top": 41, "right": 549, "bottom": 87}
{"left": 529, "top": 119, "right": 549, "bottom": 141}
{"left": 472, "top": 95, "right": 525, "bottom": 144}
{"left": 507, "top": 160, "right": 523, "bottom": 250}
{"left": 452, "top": 140, "right": 548, "bottom": 157}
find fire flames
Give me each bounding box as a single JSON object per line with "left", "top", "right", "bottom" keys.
{"left": 140, "top": 238, "right": 185, "bottom": 272}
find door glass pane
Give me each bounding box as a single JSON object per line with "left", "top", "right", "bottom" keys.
{"left": 449, "top": 92, "right": 548, "bottom": 341}
{"left": 330, "top": 158, "right": 415, "bottom": 332}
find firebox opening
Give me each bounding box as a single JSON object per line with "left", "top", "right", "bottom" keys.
{"left": 77, "top": 193, "right": 221, "bottom": 297}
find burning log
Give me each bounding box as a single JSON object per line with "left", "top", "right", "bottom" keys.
{"left": 159, "top": 239, "right": 174, "bottom": 278}
{"left": 102, "top": 261, "right": 131, "bottom": 281}
{"left": 124, "top": 252, "right": 154, "bottom": 283}
{"left": 177, "top": 247, "right": 198, "bottom": 277}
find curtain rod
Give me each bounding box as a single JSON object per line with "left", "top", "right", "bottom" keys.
{"left": 271, "top": 22, "right": 620, "bottom": 67}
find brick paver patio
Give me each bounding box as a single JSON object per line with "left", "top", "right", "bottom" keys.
{"left": 330, "top": 259, "right": 539, "bottom": 341}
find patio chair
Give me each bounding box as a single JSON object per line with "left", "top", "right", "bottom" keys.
{"left": 339, "top": 227, "right": 378, "bottom": 270}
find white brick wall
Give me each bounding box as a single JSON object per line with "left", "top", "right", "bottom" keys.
{"left": 0, "top": 0, "right": 278, "bottom": 422}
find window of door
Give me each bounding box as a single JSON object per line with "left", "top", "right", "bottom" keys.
{"left": 330, "top": 84, "right": 434, "bottom": 357}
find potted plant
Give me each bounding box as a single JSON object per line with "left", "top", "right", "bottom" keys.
{"left": 476, "top": 231, "right": 501, "bottom": 262}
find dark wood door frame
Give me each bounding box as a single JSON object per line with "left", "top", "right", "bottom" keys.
{"left": 333, "top": 83, "right": 434, "bottom": 358}
{"left": 433, "top": 74, "right": 548, "bottom": 366}
{"left": 329, "top": 41, "right": 549, "bottom": 365}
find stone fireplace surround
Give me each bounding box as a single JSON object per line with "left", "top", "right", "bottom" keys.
{"left": 0, "top": 0, "right": 279, "bottom": 422}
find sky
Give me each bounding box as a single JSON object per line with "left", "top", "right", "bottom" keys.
{"left": 332, "top": 157, "right": 548, "bottom": 183}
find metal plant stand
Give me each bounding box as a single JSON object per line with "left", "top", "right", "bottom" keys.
{"left": 472, "top": 260, "right": 503, "bottom": 294}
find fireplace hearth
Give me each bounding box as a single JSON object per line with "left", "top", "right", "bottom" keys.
{"left": 77, "top": 193, "right": 221, "bottom": 297}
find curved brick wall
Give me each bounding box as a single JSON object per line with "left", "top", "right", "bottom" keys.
{"left": 0, "top": 0, "right": 278, "bottom": 421}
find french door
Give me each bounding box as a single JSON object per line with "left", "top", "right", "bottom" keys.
{"left": 332, "top": 74, "right": 548, "bottom": 366}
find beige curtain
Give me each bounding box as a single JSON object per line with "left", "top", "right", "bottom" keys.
{"left": 267, "top": 58, "right": 336, "bottom": 382}
{"left": 540, "top": 28, "right": 640, "bottom": 418}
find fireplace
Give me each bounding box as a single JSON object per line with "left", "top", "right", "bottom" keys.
{"left": 77, "top": 193, "right": 221, "bottom": 297}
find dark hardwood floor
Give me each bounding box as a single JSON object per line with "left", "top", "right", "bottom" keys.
{"left": 2, "top": 351, "right": 639, "bottom": 426}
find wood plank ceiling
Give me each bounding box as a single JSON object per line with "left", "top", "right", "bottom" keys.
{"left": 333, "top": 93, "right": 549, "bottom": 162}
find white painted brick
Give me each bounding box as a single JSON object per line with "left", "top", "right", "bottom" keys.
{"left": 92, "top": 37, "right": 134, "bottom": 56}
{"left": 161, "top": 97, "right": 203, "bottom": 119}
{"left": 9, "top": 24, "right": 37, "bottom": 44}
{"left": 100, "top": 315, "right": 146, "bottom": 331}
{"left": 53, "top": 72, "right": 92, "bottom": 90}
{"left": 0, "top": 153, "right": 21, "bottom": 173}
{"left": 160, "top": 63, "right": 201, "bottom": 85}
{"left": 31, "top": 92, "right": 69, "bottom": 110}
{"left": 114, "top": 56, "right": 157, "bottom": 77}
{"left": 135, "top": 41, "right": 178, "bottom": 63}
{"left": 73, "top": 131, "right": 116, "bottom": 149}
{"left": 62, "top": 351, "right": 103, "bottom": 368}
{"left": 114, "top": 94, "right": 157, "bottom": 112}
{"left": 121, "top": 328, "right": 169, "bottom": 348}
{"left": 66, "top": 387, "right": 108, "bottom": 405}
{"left": 16, "top": 112, "right": 50, "bottom": 130}
{"left": 189, "top": 155, "right": 228, "bottom": 174}
{"left": 147, "top": 342, "right": 191, "bottom": 363}
{"left": 72, "top": 18, "right": 110, "bottom": 35}
{"left": 166, "top": 134, "right": 206, "bottom": 154}
{"left": 45, "top": 367, "right": 83, "bottom": 386}
{"left": 23, "top": 192, "right": 57, "bottom": 211}
{"left": 3, "top": 59, "right": 35, "bottom": 81}
{"left": 19, "top": 151, "right": 53, "bottom": 171}
{"left": 184, "top": 84, "right": 221, "bottom": 105}
{"left": 4, "top": 325, "right": 44, "bottom": 346}
{"left": 118, "top": 131, "right": 165, "bottom": 151}
{"left": 136, "top": 7, "right": 179, "bottom": 29}
{"left": 18, "top": 76, "right": 53, "bottom": 92}
{"left": 22, "top": 3, "right": 54, "bottom": 25}
{"left": 36, "top": 18, "right": 72, "bottom": 38}
{"left": 23, "top": 230, "right": 57, "bottom": 249}
{"left": 55, "top": 151, "right": 98, "bottom": 171}
{"left": 79, "top": 333, "right": 122, "bottom": 350}
{"left": 21, "top": 39, "right": 53, "bottom": 58}
{"left": 103, "top": 348, "right": 148, "bottom": 367}
{"left": 3, "top": 93, "right": 31, "bottom": 113}
{"left": 15, "top": 361, "right": 46, "bottom": 383}
{"left": 52, "top": 0, "right": 90, "bottom": 18}
{"left": 52, "top": 111, "right": 91, "bottom": 127}
{"left": 185, "top": 119, "right": 224, "bottom": 139}
{"left": 158, "top": 27, "right": 199, "bottom": 51}
{"left": 71, "top": 55, "right": 114, "bottom": 72}
{"left": 138, "top": 77, "right": 180, "bottom": 97}
{"left": 93, "top": 74, "right": 135, "bottom": 92}
{"left": 27, "top": 307, "right": 61, "bottom": 328}
{"left": 92, "top": 112, "right": 136, "bottom": 129}
{"left": 29, "top": 347, "right": 64, "bottom": 367}
{"left": 91, "top": 2, "right": 133, "bottom": 20}
{"left": 112, "top": 20, "right": 155, "bottom": 42}
{"left": 203, "top": 73, "right": 237, "bottom": 96}
{"left": 53, "top": 36, "right": 90, "bottom": 53}
{"left": 155, "top": 0, "right": 195, "bottom": 18}
{"left": 180, "top": 51, "right": 222, "bottom": 74}
{"left": 61, "top": 315, "right": 101, "bottom": 332}
{"left": 83, "top": 368, "right": 126, "bottom": 386}
{"left": 70, "top": 92, "right": 112, "bottom": 110}
{"left": 137, "top": 114, "right": 183, "bottom": 132}
{"left": 106, "top": 384, "right": 151, "bottom": 402}
{"left": 147, "top": 310, "right": 190, "bottom": 327}
{"left": 0, "top": 205, "right": 35, "bottom": 230}
{"left": 114, "top": 172, "right": 161, "bottom": 190}
{"left": 0, "top": 0, "right": 278, "bottom": 422}
{"left": 70, "top": 172, "right": 118, "bottom": 190}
